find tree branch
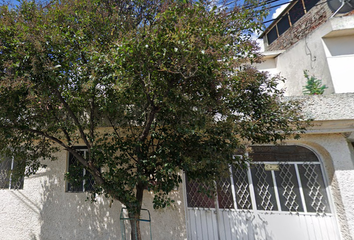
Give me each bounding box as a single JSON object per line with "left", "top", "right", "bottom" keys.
{"left": 53, "top": 88, "right": 91, "bottom": 149}
{"left": 47, "top": 104, "right": 72, "bottom": 144}
{"left": 1, "top": 124, "right": 106, "bottom": 186}
{"left": 90, "top": 92, "right": 95, "bottom": 145}
{"left": 108, "top": 117, "right": 138, "bottom": 163}
{"left": 138, "top": 74, "right": 159, "bottom": 142}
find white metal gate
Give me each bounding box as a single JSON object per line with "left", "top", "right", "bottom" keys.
{"left": 185, "top": 146, "right": 341, "bottom": 240}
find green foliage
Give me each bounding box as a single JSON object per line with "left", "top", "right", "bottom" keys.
{"left": 303, "top": 70, "right": 327, "bottom": 95}
{"left": 0, "top": 0, "right": 308, "bottom": 238}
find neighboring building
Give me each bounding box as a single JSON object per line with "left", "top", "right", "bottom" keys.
{"left": 1, "top": 1, "right": 354, "bottom": 240}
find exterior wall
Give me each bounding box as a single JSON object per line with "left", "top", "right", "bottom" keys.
{"left": 1, "top": 98, "right": 354, "bottom": 240}
{"left": 258, "top": 15, "right": 354, "bottom": 96}
{"left": 285, "top": 134, "right": 354, "bottom": 240}
{"left": 259, "top": 25, "right": 334, "bottom": 96}
{"left": 258, "top": 12, "right": 354, "bottom": 235}
{"left": 0, "top": 150, "right": 187, "bottom": 240}
{"left": 263, "top": 0, "right": 332, "bottom": 51}
{"left": 323, "top": 34, "right": 354, "bottom": 93}
{"left": 284, "top": 93, "right": 354, "bottom": 239}
{"left": 290, "top": 93, "right": 354, "bottom": 120}
{"left": 322, "top": 15, "right": 354, "bottom": 93}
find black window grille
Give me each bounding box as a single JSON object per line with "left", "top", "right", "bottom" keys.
{"left": 289, "top": 0, "right": 305, "bottom": 24}
{"left": 0, "top": 157, "right": 24, "bottom": 190}
{"left": 67, "top": 149, "right": 95, "bottom": 192}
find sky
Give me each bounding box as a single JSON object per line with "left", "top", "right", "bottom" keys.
{"left": 262, "top": 0, "right": 291, "bottom": 27}
{"left": 271, "top": 1, "right": 290, "bottom": 19}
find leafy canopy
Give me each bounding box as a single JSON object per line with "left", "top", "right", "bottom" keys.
{"left": 0, "top": 0, "right": 307, "bottom": 213}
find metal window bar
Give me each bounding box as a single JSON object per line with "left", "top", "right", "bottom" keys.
{"left": 229, "top": 166, "right": 238, "bottom": 211}
{"left": 0, "top": 156, "right": 23, "bottom": 190}
{"left": 271, "top": 169, "right": 282, "bottom": 212}
{"left": 82, "top": 149, "right": 88, "bottom": 192}
{"left": 185, "top": 154, "right": 330, "bottom": 215}
{"left": 247, "top": 164, "right": 258, "bottom": 212}
{"left": 294, "top": 163, "right": 308, "bottom": 213}
{"left": 8, "top": 157, "right": 14, "bottom": 189}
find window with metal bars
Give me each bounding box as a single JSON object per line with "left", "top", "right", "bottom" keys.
{"left": 66, "top": 148, "right": 95, "bottom": 192}
{"left": 0, "top": 156, "right": 24, "bottom": 190}
{"left": 186, "top": 146, "right": 331, "bottom": 214}
{"left": 265, "top": 0, "right": 321, "bottom": 45}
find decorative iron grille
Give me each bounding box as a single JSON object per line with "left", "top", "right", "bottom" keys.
{"left": 0, "top": 157, "right": 24, "bottom": 190}
{"left": 186, "top": 146, "right": 331, "bottom": 215}
{"left": 67, "top": 148, "right": 95, "bottom": 192}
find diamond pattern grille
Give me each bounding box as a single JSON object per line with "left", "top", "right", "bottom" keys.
{"left": 253, "top": 164, "right": 274, "bottom": 211}
{"left": 232, "top": 167, "right": 252, "bottom": 210}
{"left": 10, "top": 176, "right": 23, "bottom": 189}
{"left": 217, "top": 177, "right": 234, "bottom": 209}
{"left": 0, "top": 168, "right": 9, "bottom": 189}
{"left": 186, "top": 146, "right": 332, "bottom": 214}
{"left": 186, "top": 178, "right": 215, "bottom": 208}
{"left": 303, "top": 163, "right": 327, "bottom": 213}
{"left": 0, "top": 157, "right": 23, "bottom": 190}
{"left": 279, "top": 163, "right": 300, "bottom": 212}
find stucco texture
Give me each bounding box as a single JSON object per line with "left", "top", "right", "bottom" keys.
{"left": 0, "top": 151, "right": 187, "bottom": 240}
{"left": 288, "top": 93, "right": 354, "bottom": 120}
{"left": 286, "top": 133, "right": 354, "bottom": 240}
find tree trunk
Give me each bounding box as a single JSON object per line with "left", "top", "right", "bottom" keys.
{"left": 127, "top": 183, "right": 145, "bottom": 240}
{"left": 129, "top": 213, "right": 142, "bottom": 240}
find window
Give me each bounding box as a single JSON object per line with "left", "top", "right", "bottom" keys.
{"left": 289, "top": 0, "right": 305, "bottom": 25}
{"left": 277, "top": 15, "right": 291, "bottom": 35}
{"left": 304, "top": 0, "right": 320, "bottom": 12}
{"left": 186, "top": 177, "right": 215, "bottom": 208}
{"left": 267, "top": 27, "right": 278, "bottom": 45}
{"left": 265, "top": 0, "right": 320, "bottom": 45}
{"left": 186, "top": 146, "right": 331, "bottom": 214}
{"left": 66, "top": 148, "right": 94, "bottom": 192}
{"left": 0, "top": 156, "right": 24, "bottom": 189}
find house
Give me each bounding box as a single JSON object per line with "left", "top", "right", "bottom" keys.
{"left": 1, "top": 0, "right": 354, "bottom": 239}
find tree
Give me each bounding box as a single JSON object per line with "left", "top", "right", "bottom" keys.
{"left": 0, "top": 0, "right": 307, "bottom": 239}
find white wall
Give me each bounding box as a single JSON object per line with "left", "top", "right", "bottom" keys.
{"left": 258, "top": 15, "right": 354, "bottom": 96}
{"left": 0, "top": 151, "right": 187, "bottom": 240}
{"left": 260, "top": 27, "right": 334, "bottom": 96}
{"left": 1, "top": 134, "right": 354, "bottom": 240}
{"left": 322, "top": 35, "right": 354, "bottom": 93}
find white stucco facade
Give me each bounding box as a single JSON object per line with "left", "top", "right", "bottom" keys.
{"left": 0, "top": 151, "right": 187, "bottom": 240}
{"left": 2, "top": 122, "right": 354, "bottom": 239}
{"left": 257, "top": 15, "right": 354, "bottom": 96}
{"left": 255, "top": 11, "right": 354, "bottom": 239}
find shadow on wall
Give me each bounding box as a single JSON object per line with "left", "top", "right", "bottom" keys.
{"left": 13, "top": 156, "right": 186, "bottom": 240}
{"left": 143, "top": 190, "right": 187, "bottom": 240}
{"left": 28, "top": 159, "right": 121, "bottom": 240}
